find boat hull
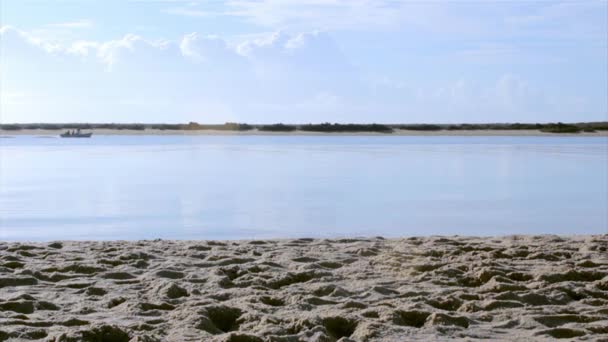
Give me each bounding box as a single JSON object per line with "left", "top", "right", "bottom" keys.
{"left": 60, "top": 133, "right": 93, "bottom": 138}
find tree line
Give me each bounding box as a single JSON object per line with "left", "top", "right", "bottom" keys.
{"left": 1, "top": 122, "right": 607, "bottom": 133}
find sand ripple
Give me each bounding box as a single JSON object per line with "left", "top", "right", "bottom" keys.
{"left": 0, "top": 235, "right": 607, "bottom": 341}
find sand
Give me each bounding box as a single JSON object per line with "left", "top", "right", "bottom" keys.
{"left": 1, "top": 129, "right": 607, "bottom": 137}
{"left": 0, "top": 235, "right": 607, "bottom": 341}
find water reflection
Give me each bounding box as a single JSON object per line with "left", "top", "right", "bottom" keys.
{"left": 1, "top": 135, "right": 606, "bottom": 240}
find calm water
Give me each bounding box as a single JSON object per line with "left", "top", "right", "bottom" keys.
{"left": 1, "top": 135, "right": 606, "bottom": 240}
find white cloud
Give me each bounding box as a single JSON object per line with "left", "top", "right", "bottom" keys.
{"left": 64, "top": 34, "right": 172, "bottom": 70}
{"left": 236, "top": 30, "right": 349, "bottom": 70}
{"left": 1, "top": 24, "right": 605, "bottom": 123}
{"left": 179, "top": 32, "right": 229, "bottom": 63}
{"left": 164, "top": 0, "right": 607, "bottom": 48}
{"left": 408, "top": 75, "right": 558, "bottom": 122}
{"left": 0, "top": 26, "right": 62, "bottom": 53}
{"left": 0, "top": 26, "right": 365, "bottom": 122}
{"left": 179, "top": 32, "right": 201, "bottom": 60}
{"left": 67, "top": 40, "right": 101, "bottom": 57}
{"left": 96, "top": 34, "right": 143, "bottom": 69}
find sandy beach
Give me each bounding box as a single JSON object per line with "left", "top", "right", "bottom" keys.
{"left": 1, "top": 129, "right": 607, "bottom": 137}
{"left": 0, "top": 235, "right": 606, "bottom": 341}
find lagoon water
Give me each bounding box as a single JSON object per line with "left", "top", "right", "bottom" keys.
{"left": 0, "top": 135, "right": 606, "bottom": 240}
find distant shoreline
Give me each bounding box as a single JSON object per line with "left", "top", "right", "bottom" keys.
{"left": 2, "top": 128, "right": 607, "bottom": 137}
{"left": 2, "top": 122, "right": 607, "bottom": 136}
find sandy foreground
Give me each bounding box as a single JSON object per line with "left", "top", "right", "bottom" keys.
{"left": 1, "top": 129, "right": 607, "bottom": 137}
{"left": 0, "top": 236, "right": 607, "bottom": 341}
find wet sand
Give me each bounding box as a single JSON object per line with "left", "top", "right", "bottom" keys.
{"left": 1, "top": 129, "right": 607, "bottom": 137}
{"left": 0, "top": 235, "right": 607, "bottom": 341}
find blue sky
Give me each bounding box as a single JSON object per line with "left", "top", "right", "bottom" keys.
{"left": 1, "top": 0, "right": 606, "bottom": 123}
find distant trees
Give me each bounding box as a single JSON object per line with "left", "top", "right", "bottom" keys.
{"left": 504, "top": 123, "right": 543, "bottom": 130}
{"left": 258, "top": 124, "right": 297, "bottom": 132}
{"left": 300, "top": 123, "right": 393, "bottom": 133}
{"left": 540, "top": 123, "right": 581, "bottom": 133}
{"left": 223, "top": 122, "right": 254, "bottom": 131}
{"left": 396, "top": 124, "right": 442, "bottom": 131}
{"left": 2, "top": 121, "right": 607, "bottom": 133}
{"left": 0, "top": 124, "right": 22, "bottom": 130}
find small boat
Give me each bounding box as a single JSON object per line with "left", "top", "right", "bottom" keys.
{"left": 60, "top": 130, "right": 93, "bottom": 138}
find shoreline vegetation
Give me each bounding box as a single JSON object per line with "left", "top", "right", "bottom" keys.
{"left": 1, "top": 121, "right": 608, "bottom": 135}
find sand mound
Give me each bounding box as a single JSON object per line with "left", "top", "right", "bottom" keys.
{"left": 0, "top": 235, "right": 607, "bottom": 341}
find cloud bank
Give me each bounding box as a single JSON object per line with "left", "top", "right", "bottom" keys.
{"left": 1, "top": 20, "right": 605, "bottom": 123}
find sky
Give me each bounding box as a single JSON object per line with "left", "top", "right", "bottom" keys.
{"left": 0, "top": 0, "right": 606, "bottom": 124}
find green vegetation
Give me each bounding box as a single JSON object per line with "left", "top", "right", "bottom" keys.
{"left": 398, "top": 122, "right": 595, "bottom": 133}
{"left": 114, "top": 124, "right": 145, "bottom": 130}
{"left": 258, "top": 124, "right": 297, "bottom": 132}
{"left": 397, "top": 124, "right": 442, "bottom": 131}
{"left": 0, "top": 124, "right": 22, "bottom": 131}
{"left": 178, "top": 122, "right": 254, "bottom": 131}
{"left": 540, "top": 123, "right": 581, "bottom": 133}
{"left": 577, "top": 122, "right": 608, "bottom": 131}
{"left": 146, "top": 124, "right": 182, "bottom": 130}
{"left": 300, "top": 123, "right": 393, "bottom": 133}
{"left": 1, "top": 121, "right": 606, "bottom": 134}
{"left": 0, "top": 122, "right": 253, "bottom": 131}
{"left": 446, "top": 124, "right": 484, "bottom": 130}
{"left": 503, "top": 123, "right": 543, "bottom": 130}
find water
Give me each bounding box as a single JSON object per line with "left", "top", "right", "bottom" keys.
{"left": 1, "top": 135, "right": 606, "bottom": 240}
